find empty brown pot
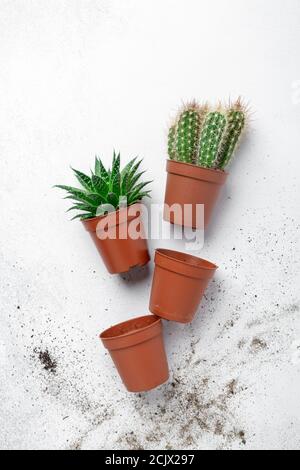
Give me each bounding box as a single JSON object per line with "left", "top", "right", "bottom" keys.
{"left": 82, "top": 203, "right": 150, "bottom": 274}
{"left": 100, "top": 315, "right": 169, "bottom": 392}
{"left": 163, "top": 160, "right": 228, "bottom": 228}
{"left": 149, "top": 249, "right": 217, "bottom": 323}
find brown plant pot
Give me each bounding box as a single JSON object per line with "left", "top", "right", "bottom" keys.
{"left": 100, "top": 315, "right": 169, "bottom": 392}
{"left": 163, "top": 160, "right": 228, "bottom": 228}
{"left": 82, "top": 203, "right": 150, "bottom": 274}
{"left": 149, "top": 249, "right": 217, "bottom": 323}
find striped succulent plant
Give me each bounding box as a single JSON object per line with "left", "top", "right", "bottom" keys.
{"left": 168, "top": 98, "right": 247, "bottom": 170}
{"left": 55, "top": 152, "right": 151, "bottom": 220}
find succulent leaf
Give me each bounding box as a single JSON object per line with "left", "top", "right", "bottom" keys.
{"left": 121, "top": 157, "right": 136, "bottom": 178}
{"left": 127, "top": 181, "right": 151, "bottom": 205}
{"left": 67, "top": 203, "right": 95, "bottom": 213}
{"left": 71, "top": 212, "right": 94, "bottom": 221}
{"left": 130, "top": 180, "right": 151, "bottom": 194}
{"left": 91, "top": 174, "right": 109, "bottom": 198}
{"left": 110, "top": 151, "right": 120, "bottom": 183}
{"left": 107, "top": 192, "right": 119, "bottom": 207}
{"left": 129, "top": 170, "right": 146, "bottom": 189}
{"left": 71, "top": 168, "right": 94, "bottom": 191}
{"left": 55, "top": 185, "right": 98, "bottom": 206}
{"left": 128, "top": 159, "right": 143, "bottom": 182}
{"left": 121, "top": 170, "right": 130, "bottom": 194}
{"left": 95, "top": 157, "right": 109, "bottom": 182}
{"left": 111, "top": 172, "right": 120, "bottom": 195}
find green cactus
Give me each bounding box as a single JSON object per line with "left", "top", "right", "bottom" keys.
{"left": 175, "top": 105, "right": 201, "bottom": 164}
{"left": 167, "top": 99, "right": 247, "bottom": 170}
{"left": 167, "top": 125, "right": 177, "bottom": 160}
{"left": 197, "top": 111, "right": 226, "bottom": 168}
{"left": 217, "top": 104, "right": 246, "bottom": 169}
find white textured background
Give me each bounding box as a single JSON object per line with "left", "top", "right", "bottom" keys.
{"left": 1, "top": 0, "right": 300, "bottom": 450}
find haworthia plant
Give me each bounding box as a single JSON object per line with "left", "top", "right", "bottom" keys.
{"left": 167, "top": 99, "right": 247, "bottom": 170}
{"left": 55, "top": 152, "right": 151, "bottom": 220}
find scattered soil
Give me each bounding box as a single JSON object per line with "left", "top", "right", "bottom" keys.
{"left": 34, "top": 348, "right": 57, "bottom": 373}
{"left": 250, "top": 337, "right": 267, "bottom": 352}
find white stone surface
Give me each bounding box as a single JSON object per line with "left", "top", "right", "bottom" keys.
{"left": 0, "top": 0, "right": 300, "bottom": 450}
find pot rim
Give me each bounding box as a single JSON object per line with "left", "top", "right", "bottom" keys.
{"left": 156, "top": 248, "right": 217, "bottom": 270}
{"left": 166, "top": 159, "right": 228, "bottom": 184}
{"left": 100, "top": 315, "right": 162, "bottom": 351}
{"left": 154, "top": 248, "right": 218, "bottom": 280}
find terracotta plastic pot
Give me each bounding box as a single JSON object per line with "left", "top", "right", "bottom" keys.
{"left": 163, "top": 160, "right": 228, "bottom": 228}
{"left": 82, "top": 203, "right": 150, "bottom": 274}
{"left": 149, "top": 249, "right": 217, "bottom": 323}
{"left": 100, "top": 315, "right": 169, "bottom": 392}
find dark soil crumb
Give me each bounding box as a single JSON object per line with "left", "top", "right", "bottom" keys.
{"left": 250, "top": 337, "right": 267, "bottom": 352}
{"left": 287, "top": 303, "right": 299, "bottom": 313}
{"left": 34, "top": 348, "right": 57, "bottom": 373}
{"left": 227, "top": 379, "right": 237, "bottom": 396}
{"left": 119, "top": 432, "right": 144, "bottom": 450}
{"left": 238, "top": 430, "right": 246, "bottom": 445}
{"left": 238, "top": 339, "right": 246, "bottom": 349}
{"left": 71, "top": 439, "right": 82, "bottom": 450}
{"left": 214, "top": 420, "right": 224, "bottom": 435}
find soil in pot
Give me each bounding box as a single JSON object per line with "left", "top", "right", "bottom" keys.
{"left": 149, "top": 248, "right": 218, "bottom": 323}
{"left": 82, "top": 203, "right": 150, "bottom": 274}
{"left": 163, "top": 160, "right": 228, "bottom": 229}
{"left": 100, "top": 315, "right": 169, "bottom": 392}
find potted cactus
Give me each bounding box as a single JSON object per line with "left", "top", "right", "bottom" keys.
{"left": 55, "top": 152, "right": 151, "bottom": 273}
{"left": 164, "top": 98, "right": 247, "bottom": 228}
{"left": 100, "top": 315, "right": 169, "bottom": 392}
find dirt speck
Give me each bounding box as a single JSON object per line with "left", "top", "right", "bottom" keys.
{"left": 118, "top": 432, "right": 144, "bottom": 450}
{"left": 250, "top": 337, "right": 267, "bottom": 352}
{"left": 227, "top": 379, "right": 237, "bottom": 396}
{"left": 70, "top": 439, "right": 82, "bottom": 450}
{"left": 34, "top": 348, "right": 57, "bottom": 373}
{"left": 214, "top": 420, "right": 224, "bottom": 435}
{"left": 287, "top": 303, "right": 299, "bottom": 313}
{"left": 238, "top": 430, "right": 246, "bottom": 445}
{"left": 238, "top": 339, "right": 246, "bottom": 349}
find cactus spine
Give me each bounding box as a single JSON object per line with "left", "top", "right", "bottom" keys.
{"left": 216, "top": 102, "right": 246, "bottom": 169}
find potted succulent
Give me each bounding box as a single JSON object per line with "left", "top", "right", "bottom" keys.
{"left": 55, "top": 152, "right": 151, "bottom": 273}
{"left": 149, "top": 249, "right": 217, "bottom": 323}
{"left": 164, "top": 98, "right": 247, "bottom": 228}
{"left": 100, "top": 315, "right": 169, "bottom": 392}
